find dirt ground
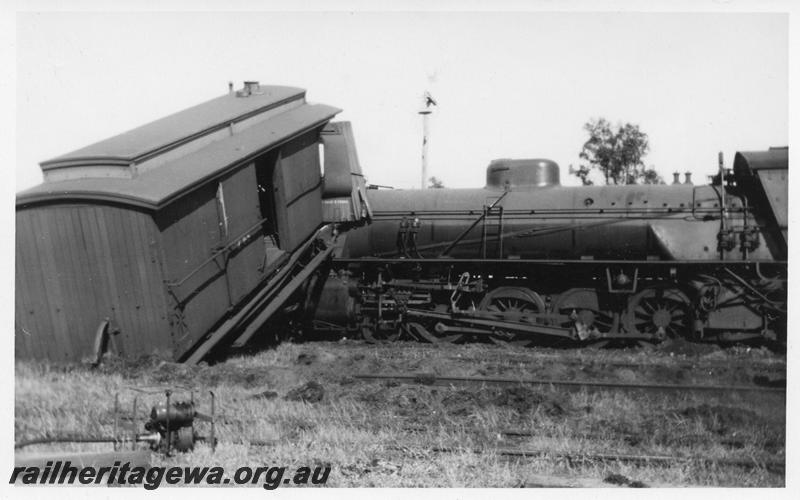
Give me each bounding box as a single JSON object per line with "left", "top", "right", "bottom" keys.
{"left": 15, "top": 339, "right": 786, "bottom": 487}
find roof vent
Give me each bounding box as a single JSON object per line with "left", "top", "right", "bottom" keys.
{"left": 236, "top": 81, "right": 263, "bottom": 97}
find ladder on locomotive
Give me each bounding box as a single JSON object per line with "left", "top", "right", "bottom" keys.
{"left": 481, "top": 196, "right": 505, "bottom": 259}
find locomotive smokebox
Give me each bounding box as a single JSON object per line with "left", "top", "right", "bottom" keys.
{"left": 486, "top": 158, "right": 560, "bottom": 189}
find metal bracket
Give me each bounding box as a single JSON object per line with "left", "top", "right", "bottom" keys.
{"left": 605, "top": 267, "right": 638, "bottom": 294}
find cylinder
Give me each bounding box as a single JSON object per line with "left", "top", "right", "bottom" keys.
{"left": 312, "top": 276, "right": 357, "bottom": 325}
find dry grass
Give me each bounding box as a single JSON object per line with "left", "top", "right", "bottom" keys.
{"left": 15, "top": 340, "right": 785, "bottom": 487}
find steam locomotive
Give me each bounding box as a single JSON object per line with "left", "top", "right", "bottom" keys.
{"left": 308, "top": 148, "right": 788, "bottom": 346}
{"left": 14, "top": 81, "right": 787, "bottom": 362}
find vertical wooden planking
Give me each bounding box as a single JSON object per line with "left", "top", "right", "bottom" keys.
{"left": 142, "top": 215, "right": 170, "bottom": 352}
{"left": 119, "top": 208, "right": 150, "bottom": 356}
{"left": 64, "top": 206, "right": 96, "bottom": 360}
{"left": 106, "top": 207, "right": 141, "bottom": 356}
{"left": 278, "top": 131, "right": 324, "bottom": 250}
{"left": 14, "top": 228, "right": 29, "bottom": 357}
{"left": 15, "top": 212, "right": 41, "bottom": 358}
{"left": 30, "top": 209, "right": 57, "bottom": 360}
{"left": 148, "top": 210, "right": 177, "bottom": 354}
{"left": 67, "top": 206, "right": 99, "bottom": 359}
{"left": 31, "top": 209, "right": 70, "bottom": 360}
{"left": 15, "top": 212, "right": 34, "bottom": 357}
{"left": 56, "top": 207, "right": 82, "bottom": 359}
{"left": 23, "top": 210, "right": 55, "bottom": 359}
{"left": 130, "top": 211, "right": 167, "bottom": 352}
{"left": 129, "top": 212, "right": 153, "bottom": 351}
{"left": 79, "top": 206, "right": 121, "bottom": 356}
{"left": 99, "top": 207, "right": 138, "bottom": 357}
{"left": 122, "top": 209, "right": 147, "bottom": 355}
{"left": 80, "top": 207, "right": 114, "bottom": 320}
{"left": 51, "top": 207, "right": 83, "bottom": 360}
{"left": 272, "top": 155, "right": 290, "bottom": 248}
{"left": 94, "top": 207, "right": 129, "bottom": 355}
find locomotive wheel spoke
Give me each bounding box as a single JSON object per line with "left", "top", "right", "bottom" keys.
{"left": 478, "top": 287, "right": 546, "bottom": 329}
{"left": 641, "top": 300, "right": 656, "bottom": 314}
{"left": 406, "top": 322, "right": 439, "bottom": 343}
{"left": 626, "top": 286, "right": 691, "bottom": 339}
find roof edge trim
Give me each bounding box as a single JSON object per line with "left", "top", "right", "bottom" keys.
{"left": 17, "top": 104, "right": 342, "bottom": 211}
{"left": 40, "top": 91, "right": 307, "bottom": 170}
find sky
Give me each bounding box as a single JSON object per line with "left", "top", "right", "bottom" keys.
{"left": 14, "top": 9, "right": 788, "bottom": 192}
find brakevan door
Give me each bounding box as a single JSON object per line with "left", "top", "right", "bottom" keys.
{"left": 158, "top": 184, "right": 232, "bottom": 358}
{"left": 157, "top": 164, "right": 267, "bottom": 358}
{"left": 217, "top": 164, "right": 268, "bottom": 305}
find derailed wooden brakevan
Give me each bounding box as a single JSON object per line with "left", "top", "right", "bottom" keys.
{"left": 16, "top": 82, "right": 366, "bottom": 362}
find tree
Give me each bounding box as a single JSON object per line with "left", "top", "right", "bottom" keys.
{"left": 568, "top": 163, "right": 594, "bottom": 186}
{"left": 428, "top": 176, "right": 445, "bottom": 188}
{"left": 641, "top": 166, "right": 665, "bottom": 185}
{"left": 575, "top": 118, "right": 660, "bottom": 185}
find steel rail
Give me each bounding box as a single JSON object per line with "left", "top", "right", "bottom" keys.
{"left": 404, "top": 445, "right": 784, "bottom": 472}
{"left": 333, "top": 257, "right": 787, "bottom": 266}
{"left": 15, "top": 436, "right": 120, "bottom": 449}
{"left": 398, "top": 425, "right": 764, "bottom": 451}
{"left": 353, "top": 373, "right": 786, "bottom": 394}
{"left": 446, "top": 357, "right": 787, "bottom": 376}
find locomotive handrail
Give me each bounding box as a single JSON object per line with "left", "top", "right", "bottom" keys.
{"left": 396, "top": 217, "right": 626, "bottom": 257}
{"left": 380, "top": 207, "right": 713, "bottom": 259}
{"left": 164, "top": 217, "right": 270, "bottom": 289}
{"left": 439, "top": 191, "right": 508, "bottom": 257}
{"left": 372, "top": 206, "right": 737, "bottom": 220}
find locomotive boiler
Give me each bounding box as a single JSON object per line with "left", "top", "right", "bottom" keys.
{"left": 310, "top": 149, "right": 787, "bottom": 346}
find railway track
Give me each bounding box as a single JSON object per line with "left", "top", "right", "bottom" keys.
{"left": 438, "top": 354, "right": 786, "bottom": 373}
{"left": 353, "top": 373, "right": 786, "bottom": 395}
{"left": 342, "top": 339, "right": 786, "bottom": 372}
{"left": 390, "top": 445, "right": 784, "bottom": 473}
